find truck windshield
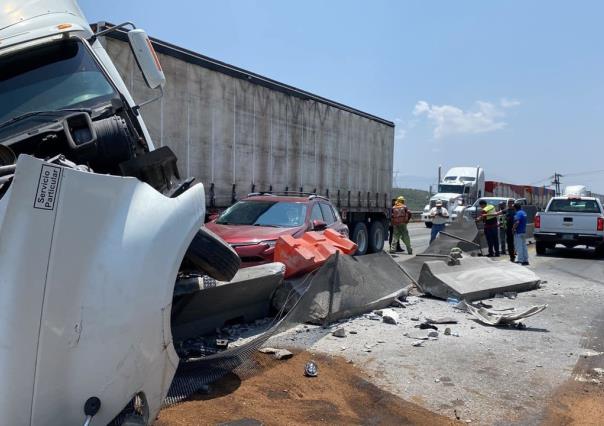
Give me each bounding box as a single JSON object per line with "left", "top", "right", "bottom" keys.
{"left": 0, "top": 39, "right": 118, "bottom": 124}
{"left": 217, "top": 200, "right": 308, "bottom": 227}
{"left": 438, "top": 184, "right": 464, "bottom": 193}
{"left": 548, "top": 199, "right": 601, "bottom": 213}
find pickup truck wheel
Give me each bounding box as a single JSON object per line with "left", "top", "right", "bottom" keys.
{"left": 368, "top": 221, "right": 385, "bottom": 253}
{"left": 595, "top": 244, "right": 604, "bottom": 258}
{"left": 535, "top": 241, "right": 547, "bottom": 255}
{"left": 425, "top": 222, "right": 433, "bottom": 229}
{"left": 351, "top": 222, "right": 368, "bottom": 256}
{"left": 184, "top": 227, "right": 241, "bottom": 281}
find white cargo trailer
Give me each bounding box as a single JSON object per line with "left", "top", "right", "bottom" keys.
{"left": 94, "top": 23, "right": 395, "bottom": 249}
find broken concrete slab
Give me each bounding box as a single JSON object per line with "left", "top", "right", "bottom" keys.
{"left": 171, "top": 263, "right": 285, "bottom": 340}
{"left": 272, "top": 251, "right": 413, "bottom": 325}
{"left": 418, "top": 257, "right": 541, "bottom": 301}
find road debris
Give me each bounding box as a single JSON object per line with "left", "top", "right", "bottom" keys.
{"left": 426, "top": 317, "right": 458, "bottom": 324}
{"left": 259, "top": 347, "right": 294, "bottom": 360}
{"left": 332, "top": 328, "right": 346, "bottom": 338}
{"left": 376, "top": 308, "right": 399, "bottom": 324}
{"left": 463, "top": 301, "right": 548, "bottom": 326}
{"left": 304, "top": 360, "right": 318, "bottom": 377}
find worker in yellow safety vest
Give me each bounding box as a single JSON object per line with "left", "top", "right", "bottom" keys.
{"left": 476, "top": 200, "right": 500, "bottom": 257}
{"left": 390, "top": 196, "right": 412, "bottom": 255}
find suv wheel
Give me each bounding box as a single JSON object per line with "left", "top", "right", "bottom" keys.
{"left": 351, "top": 222, "right": 368, "bottom": 255}
{"left": 368, "top": 221, "right": 385, "bottom": 253}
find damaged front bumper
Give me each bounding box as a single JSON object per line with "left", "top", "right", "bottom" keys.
{"left": 0, "top": 155, "right": 205, "bottom": 425}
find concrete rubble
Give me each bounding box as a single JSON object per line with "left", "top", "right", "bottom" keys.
{"left": 418, "top": 257, "right": 542, "bottom": 301}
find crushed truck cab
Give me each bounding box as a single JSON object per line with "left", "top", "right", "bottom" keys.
{"left": 0, "top": 1, "right": 240, "bottom": 424}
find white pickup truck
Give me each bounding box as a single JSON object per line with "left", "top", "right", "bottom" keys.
{"left": 534, "top": 196, "right": 604, "bottom": 256}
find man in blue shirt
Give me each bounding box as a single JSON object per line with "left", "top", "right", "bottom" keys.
{"left": 512, "top": 202, "right": 529, "bottom": 265}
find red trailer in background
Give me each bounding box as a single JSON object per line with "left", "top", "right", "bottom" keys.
{"left": 485, "top": 181, "right": 555, "bottom": 210}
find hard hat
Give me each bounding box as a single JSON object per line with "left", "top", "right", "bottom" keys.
{"left": 397, "top": 196, "right": 405, "bottom": 202}
{"left": 435, "top": 200, "right": 443, "bottom": 207}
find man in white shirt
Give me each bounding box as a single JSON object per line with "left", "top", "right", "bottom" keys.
{"left": 429, "top": 200, "right": 449, "bottom": 244}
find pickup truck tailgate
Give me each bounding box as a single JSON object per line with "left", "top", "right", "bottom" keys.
{"left": 540, "top": 212, "right": 601, "bottom": 234}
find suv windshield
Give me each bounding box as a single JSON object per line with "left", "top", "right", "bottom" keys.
{"left": 0, "top": 39, "right": 118, "bottom": 124}
{"left": 217, "top": 200, "right": 308, "bottom": 227}
{"left": 548, "top": 199, "right": 601, "bottom": 214}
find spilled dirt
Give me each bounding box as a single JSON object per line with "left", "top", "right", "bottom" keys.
{"left": 156, "top": 351, "right": 460, "bottom": 425}
{"left": 542, "top": 310, "right": 604, "bottom": 426}
{"left": 542, "top": 377, "right": 604, "bottom": 426}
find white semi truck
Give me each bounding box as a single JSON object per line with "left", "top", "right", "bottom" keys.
{"left": 0, "top": 1, "right": 240, "bottom": 424}
{"left": 421, "top": 166, "right": 485, "bottom": 227}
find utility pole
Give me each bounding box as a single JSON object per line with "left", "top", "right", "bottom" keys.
{"left": 551, "top": 172, "right": 562, "bottom": 195}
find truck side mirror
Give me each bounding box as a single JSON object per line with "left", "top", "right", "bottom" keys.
{"left": 128, "top": 29, "right": 165, "bottom": 89}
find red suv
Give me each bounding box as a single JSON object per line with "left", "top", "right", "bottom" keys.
{"left": 206, "top": 193, "right": 349, "bottom": 267}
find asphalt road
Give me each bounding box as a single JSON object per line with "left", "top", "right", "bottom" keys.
{"left": 274, "top": 225, "right": 604, "bottom": 425}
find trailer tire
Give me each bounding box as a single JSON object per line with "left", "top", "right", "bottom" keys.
{"left": 184, "top": 227, "right": 241, "bottom": 281}
{"left": 351, "top": 222, "right": 368, "bottom": 256}
{"left": 368, "top": 221, "right": 385, "bottom": 253}
{"left": 425, "top": 222, "right": 433, "bottom": 229}
{"left": 535, "top": 241, "right": 547, "bottom": 256}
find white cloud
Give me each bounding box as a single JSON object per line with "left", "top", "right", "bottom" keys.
{"left": 393, "top": 117, "right": 406, "bottom": 142}
{"left": 500, "top": 98, "right": 521, "bottom": 108}
{"left": 413, "top": 99, "right": 519, "bottom": 139}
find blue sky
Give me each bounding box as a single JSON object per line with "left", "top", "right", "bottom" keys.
{"left": 81, "top": 1, "right": 604, "bottom": 192}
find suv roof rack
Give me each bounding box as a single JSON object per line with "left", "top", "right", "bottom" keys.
{"left": 246, "top": 191, "right": 331, "bottom": 201}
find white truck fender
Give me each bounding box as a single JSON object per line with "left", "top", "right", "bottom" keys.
{"left": 0, "top": 155, "right": 205, "bottom": 425}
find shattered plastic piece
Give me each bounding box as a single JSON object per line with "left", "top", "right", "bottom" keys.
{"left": 412, "top": 341, "right": 424, "bottom": 347}
{"left": 304, "top": 360, "right": 318, "bottom": 377}
{"left": 463, "top": 301, "right": 548, "bottom": 326}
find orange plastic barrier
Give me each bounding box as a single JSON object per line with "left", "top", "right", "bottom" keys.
{"left": 323, "top": 229, "right": 357, "bottom": 255}
{"left": 274, "top": 230, "right": 358, "bottom": 278}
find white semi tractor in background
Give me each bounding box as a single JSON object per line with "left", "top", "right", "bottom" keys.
{"left": 421, "top": 166, "right": 485, "bottom": 227}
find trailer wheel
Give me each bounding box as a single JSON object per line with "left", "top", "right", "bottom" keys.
{"left": 425, "top": 222, "right": 433, "bottom": 229}
{"left": 184, "top": 227, "right": 241, "bottom": 281}
{"left": 535, "top": 241, "right": 547, "bottom": 255}
{"left": 351, "top": 222, "right": 368, "bottom": 256}
{"left": 368, "top": 221, "right": 385, "bottom": 253}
